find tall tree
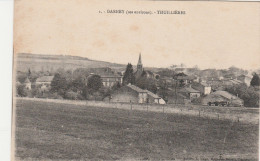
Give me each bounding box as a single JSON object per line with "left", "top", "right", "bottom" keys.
{"left": 250, "top": 73, "right": 260, "bottom": 87}
{"left": 87, "top": 75, "right": 103, "bottom": 91}
{"left": 123, "top": 63, "right": 135, "bottom": 85}
{"left": 50, "top": 73, "right": 67, "bottom": 96}
{"left": 70, "top": 76, "right": 86, "bottom": 93}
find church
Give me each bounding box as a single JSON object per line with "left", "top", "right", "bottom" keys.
{"left": 134, "top": 53, "right": 159, "bottom": 80}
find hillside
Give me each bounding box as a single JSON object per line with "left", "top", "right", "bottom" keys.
{"left": 15, "top": 53, "right": 126, "bottom": 73}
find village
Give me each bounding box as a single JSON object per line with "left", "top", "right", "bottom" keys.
{"left": 16, "top": 53, "right": 260, "bottom": 108}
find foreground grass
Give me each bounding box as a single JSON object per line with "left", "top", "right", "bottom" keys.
{"left": 15, "top": 99, "right": 258, "bottom": 160}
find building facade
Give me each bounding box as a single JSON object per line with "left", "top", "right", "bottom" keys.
{"left": 110, "top": 84, "right": 165, "bottom": 104}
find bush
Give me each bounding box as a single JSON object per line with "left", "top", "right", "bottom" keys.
{"left": 225, "top": 84, "right": 259, "bottom": 107}
{"left": 65, "top": 91, "right": 79, "bottom": 100}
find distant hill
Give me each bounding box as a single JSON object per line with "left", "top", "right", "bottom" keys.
{"left": 15, "top": 53, "right": 127, "bottom": 73}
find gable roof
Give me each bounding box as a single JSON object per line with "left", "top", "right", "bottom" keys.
{"left": 180, "top": 87, "right": 200, "bottom": 93}
{"left": 204, "top": 93, "right": 228, "bottom": 102}
{"left": 36, "top": 76, "right": 54, "bottom": 82}
{"left": 200, "top": 82, "right": 210, "bottom": 87}
{"left": 127, "top": 84, "right": 146, "bottom": 93}
{"left": 213, "top": 90, "right": 241, "bottom": 100}
{"left": 145, "top": 90, "right": 161, "bottom": 99}
{"left": 229, "top": 79, "right": 243, "bottom": 85}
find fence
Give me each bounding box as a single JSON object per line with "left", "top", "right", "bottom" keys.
{"left": 15, "top": 97, "right": 259, "bottom": 124}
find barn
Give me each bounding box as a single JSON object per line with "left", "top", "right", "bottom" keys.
{"left": 202, "top": 90, "right": 244, "bottom": 107}
{"left": 110, "top": 84, "right": 165, "bottom": 104}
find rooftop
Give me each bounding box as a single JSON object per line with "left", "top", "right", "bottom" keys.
{"left": 127, "top": 84, "right": 146, "bottom": 93}
{"left": 181, "top": 87, "right": 200, "bottom": 93}
{"left": 145, "top": 90, "right": 161, "bottom": 99}
{"left": 213, "top": 90, "right": 242, "bottom": 100}
{"left": 36, "top": 76, "right": 54, "bottom": 82}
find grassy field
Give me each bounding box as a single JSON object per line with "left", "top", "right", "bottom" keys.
{"left": 15, "top": 99, "right": 258, "bottom": 160}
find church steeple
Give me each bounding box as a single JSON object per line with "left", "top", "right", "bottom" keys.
{"left": 137, "top": 53, "right": 143, "bottom": 72}
{"left": 138, "top": 53, "right": 142, "bottom": 65}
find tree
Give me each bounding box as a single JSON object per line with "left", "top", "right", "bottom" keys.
{"left": 136, "top": 77, "right": 157, "bottom": 94}
{"left": 50, "top": 73, "right": 67, "bottom": 97}
{"left": 87, "top": 75, "right": 103, "bottom": 91}
{"left": 225, "top": 83, "right": 259, "bottom": 107}
{"left": 111, "top": 82, "right": 121, "bottom": 91}
{"left": 17, "top": 84, "right": 27, "bottom": 97}
{"left": 70, "top": 76, "right": 86, "bottom": 93}
{"left": 123, "top": 63, "right": 135, "bottom": 85}
{"left": 250, "top": 73, "right": 260, "bottom": 87}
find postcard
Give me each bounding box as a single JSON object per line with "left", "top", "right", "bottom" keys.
{"left": 13, "top": 0, "right": 260, "bottom": 160}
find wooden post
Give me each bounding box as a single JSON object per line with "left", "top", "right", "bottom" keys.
{"left": 130, "top": 100, "right": 132, "bottom": 110}
{"left": 199, "top": 110, "right": 200, "bottom": 117}
{"left": 218, "top": 114, "right": 219, "bottom": 120}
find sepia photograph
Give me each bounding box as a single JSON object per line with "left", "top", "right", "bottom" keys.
{"left": 12, "top": 0, "right": 259, "bottom": 160}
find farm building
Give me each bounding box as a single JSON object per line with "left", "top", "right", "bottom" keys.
{"left": 110, "top": 84, "right": 165, "bottom": 104}
{"left": 202, "top": 90, "right": 244, "bottom": 107}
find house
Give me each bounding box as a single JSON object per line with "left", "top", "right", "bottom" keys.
{"left": 202, "top": 90, "right": 244, "bottom": 107}
{"left": 159, "top": 76, "right": 174, "bottom": 87}
{"left": 206, "top": 79, "right": 223, "bottom": 91}
{"left": 192, "top": 82, "right": 211, "bottom": 95}
{"left": 24, "top": 77, "right": 31, "bottom": 90}
{"left": 179, "top": 87, "right": 201, "bottom": 100}
{"left": 173, "top": 73, "right": 196, "bottom": 85}
{"left": 145, "top": 90, "right": 166, "bottom": 104}
{"left": 222, "top": 79, "right": 243, "bottom": 86}
{"left": 237, "top": 75, "right": 252, "bottom": 86}
{"left": 100, "top": 74, "right": 122, "bottom": 87}
{"left": 110, "top": 84, "right": 165, "bottom": 104}
{"left": 35, "top": 76, "right": 54, "bottom": 90}
{"left": 85, "top": 67, "right": 123, "bottom": 88}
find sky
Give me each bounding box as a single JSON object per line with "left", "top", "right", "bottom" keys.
{"left": 14, "top": 0, "right": 260, "bottom": 70}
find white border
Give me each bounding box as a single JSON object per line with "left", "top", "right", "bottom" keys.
{"left": 0, "top": 0, "right": 13, "bottom": 160}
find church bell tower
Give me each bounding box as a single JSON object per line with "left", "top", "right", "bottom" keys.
{"left": 137, "top": 53, "right": 143, "bottom": 72}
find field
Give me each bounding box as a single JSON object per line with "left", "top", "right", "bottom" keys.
{"left": 15, "top": 99, "right": 258, "bottom": 160}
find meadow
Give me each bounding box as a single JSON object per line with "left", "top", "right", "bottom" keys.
{"left": 15, "top": 99, "right": 258, "bottom": 160}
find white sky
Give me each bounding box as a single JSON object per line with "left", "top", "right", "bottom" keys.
{"left": 14, "top": 0, "right": 260, "bottom": 70}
